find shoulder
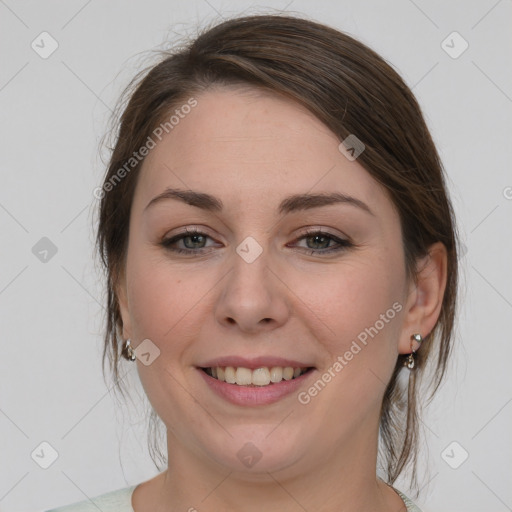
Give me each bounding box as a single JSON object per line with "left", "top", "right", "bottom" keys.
{"left": 45, "top": 485, "right": 138, "bottom": 512}
{"left": 393, "top": 488, "right": 424, "bottom": 512}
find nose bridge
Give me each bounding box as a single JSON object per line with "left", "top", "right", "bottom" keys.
{"left": 215, "top": 233, "right": 290, "bottom": 331}
{"left": 229, "top": 234, "right": 273, "bottom": 303}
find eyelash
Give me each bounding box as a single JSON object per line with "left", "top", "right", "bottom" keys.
{"left": 160, "top": 227, "right": 353, "bottom": 256}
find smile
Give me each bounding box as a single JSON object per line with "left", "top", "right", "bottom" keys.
{"left": 197, "top": 364, "right": 317, "bottom": 406}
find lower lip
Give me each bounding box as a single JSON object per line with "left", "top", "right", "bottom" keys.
{"left": 197, "top": 368, "right": 316, "bottom": 406}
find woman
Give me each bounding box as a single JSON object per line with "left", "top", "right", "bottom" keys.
{"left": 48, "top": 13, "right": 457, "bottom": 512}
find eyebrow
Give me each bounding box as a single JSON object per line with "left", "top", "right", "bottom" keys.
{"left": 143, "top": 187, "right": 374, "bottom": 216}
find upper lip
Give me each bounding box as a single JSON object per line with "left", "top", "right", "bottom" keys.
{"left": 198, "top": 356, "right": 315, "bottom": 370}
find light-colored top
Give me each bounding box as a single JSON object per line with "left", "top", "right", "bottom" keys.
{"left": 395, "top": 488, "right": 423, "bottom": 512}
{"left": 46, "top": 484, "right": 422, "bottom": 511}
{"left": 45, "top": 485, "right": 137, "bottom": 512}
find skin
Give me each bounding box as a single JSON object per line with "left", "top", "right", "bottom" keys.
{"left": 116, "top": 86, "right": 447, "bottom": 512}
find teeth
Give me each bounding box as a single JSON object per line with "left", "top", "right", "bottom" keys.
{"left": 283, "top": 367, "right": 294, "bottom": 380}
{"left": 224, "top": 366, "right": 236, "bottom": 384}
{"left": 235, "top": 367, "right": 252, "bottom": 385}
{"left": 252, "top": 367, "right": 271, "bottom": 386}
{"left": 269, "top": 367, "right": 283, "bottom": 382}
{"left": 205, "top": 366, "right": 309, "bottom": 386}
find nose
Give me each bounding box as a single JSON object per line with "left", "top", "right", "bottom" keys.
{"left": 214, "top": 245, "right": 291, "bottom": 334}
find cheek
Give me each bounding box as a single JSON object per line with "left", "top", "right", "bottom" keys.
{"left": 284, "top": 259, "right": 406, "bottom": 451}
{"left": 308, "top": 255, "right": 405, "bottom": 405}
{"left": 124, "top": 253, "right": 205, "bottom": 412}
{"left": 293, "top": 252, "right": 405, "bottom": 398}
{"left": 310, "top": 262, "right": 401, "bottom": 346}
{"left": 125, "top": 249, "right": 213, "bottom": 350}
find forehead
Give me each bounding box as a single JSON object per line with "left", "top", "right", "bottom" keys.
{"left": 133, "top": 87, "right": 391, "bottom": 217}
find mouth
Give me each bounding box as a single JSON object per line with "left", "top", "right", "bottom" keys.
{"left": 199, "top": 366, "right": 315, "bottom": 387}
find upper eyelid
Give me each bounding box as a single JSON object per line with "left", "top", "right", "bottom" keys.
{"left": 165, "top": 225, "right": 349, "bottom": 240}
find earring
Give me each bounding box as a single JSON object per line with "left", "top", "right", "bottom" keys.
{"left": 405, "top": 333, "right": 423, "bottom": 369}
{"left": 122, "top": 339, "right": 136, "bottom": 361}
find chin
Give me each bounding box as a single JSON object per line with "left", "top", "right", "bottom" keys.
{"left": 205, "top": 428, "right": 306, "bottom": 475}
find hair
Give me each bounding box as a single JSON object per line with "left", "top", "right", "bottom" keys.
{"left": 94, "top": 13, "right": 459, "bottom": 492}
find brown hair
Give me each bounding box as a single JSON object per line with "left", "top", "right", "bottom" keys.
{"left": 95, "top": 13, "right": 459, "bottom": 491}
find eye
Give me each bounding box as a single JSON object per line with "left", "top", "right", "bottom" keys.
{"left": 290, "top": 229, "right": 353, "bottom": 255}
{"left": 160, "top": 228, "right": 216, "bottom": 255}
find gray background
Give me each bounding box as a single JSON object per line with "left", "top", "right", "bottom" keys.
{"left": 1, "top": 0, "right": 511, "bottom": 511}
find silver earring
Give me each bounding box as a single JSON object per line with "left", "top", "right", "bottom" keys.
{"left": 405, "top": 333, "right": 423, "bottom": 369}
{"left": 122, "top": 339, "right": 136, "bottom": 361}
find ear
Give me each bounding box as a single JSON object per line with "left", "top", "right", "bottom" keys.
{"left": 398, "top": 242, "right": 448, "bottom": 354}
{"left": 115, "top": 269, "right": 132, "bottom": 341}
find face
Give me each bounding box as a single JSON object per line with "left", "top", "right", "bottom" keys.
{"left": 117, "top": 87, "right": 413, "bottom": 476}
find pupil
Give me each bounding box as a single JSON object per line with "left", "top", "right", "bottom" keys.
{"left": 309, "top": 235, "right": 328, "bottom": 249}
{"left": 186, "top": 235, "right": 204, "bottom": 248}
